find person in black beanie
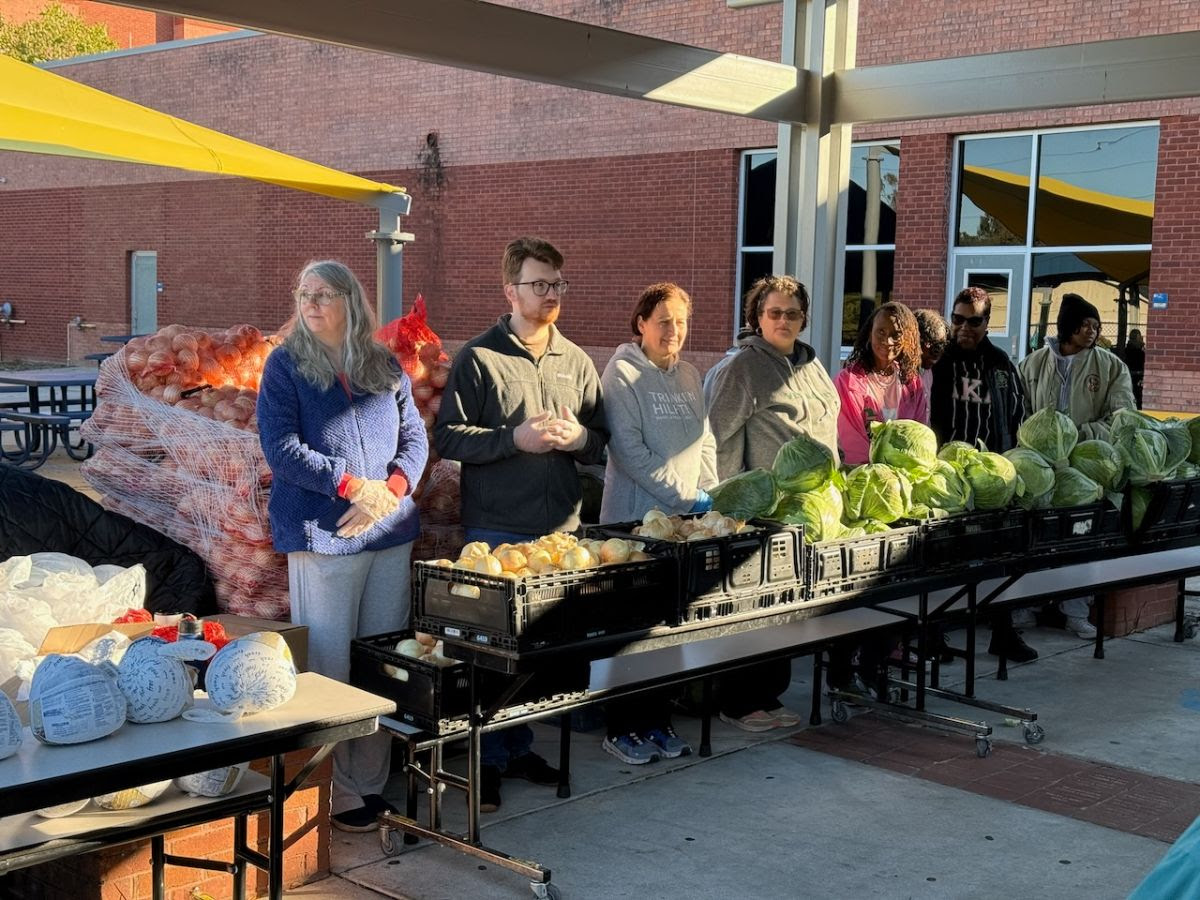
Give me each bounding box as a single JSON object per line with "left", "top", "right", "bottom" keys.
{"left": 931, "top": 286, "right": 1035, "bottom": 661}
{"left": 1020, "top": 291, "right": 1134, "bottom": 639}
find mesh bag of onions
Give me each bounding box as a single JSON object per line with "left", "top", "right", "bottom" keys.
{"left": 376, "top": 295, "right": 464, "bottom": 559}
{"left": 80, "top": 324, "right": 290, "bottom": 620}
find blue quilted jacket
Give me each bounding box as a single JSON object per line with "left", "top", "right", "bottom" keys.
{"left": 256, "top": 346, "right": 428, "bottom": 554}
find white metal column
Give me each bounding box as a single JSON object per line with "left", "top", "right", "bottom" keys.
{"left": 774, "top": 0, "right": 856, "bottom": 369}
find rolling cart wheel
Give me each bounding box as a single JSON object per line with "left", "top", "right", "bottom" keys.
{"left": 380, "top": 826, "right": 399, "bottom": 856}
{"left": 887, "top": 687, "right": 901, "bottom": 704}
{"left": 830, "top": 700, "right": 849, "bottom": 724}
{"left": 530, "top": 881, "right": 563, "bottom": 899}
{"left": 1184, "top": 620, "right": 1197, "bottom": 641}
{"left": 1023, "top": 723, "right": 1046, "bottom": 745}
{"left": 975, "top": 737, "right": 992, "bottom": 759}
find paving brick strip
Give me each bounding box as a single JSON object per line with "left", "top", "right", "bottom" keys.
{"left": 790, "top": 714, "right": 1200, "bottom": 843}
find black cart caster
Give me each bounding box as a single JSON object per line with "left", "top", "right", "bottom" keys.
{"left": 1023, "top": 723, "right": 1046, "bottom": 745}
{"left": 975, "top": 737, "right": 992, "bottom": 758}
{"left": 830, "top": 700, "right": 849, "bottom": 724}
{"left": 531, "top": 881, "right": 563, "bottom": 899}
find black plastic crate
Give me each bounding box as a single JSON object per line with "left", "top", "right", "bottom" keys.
{"left": 1123, "top": 477, "right": 1200, "bottom": 544}
{"left": 350, "top": 629, "right": 590, "bottom": 733}
{"left": 804, "top": 524, "right": 921, "bottom": 599}
{"left": 918, "top": 508, "right": 1029, "bottom": 571}
{"left": 412, "top": 557, "right": 673, "bottom": 655}
{"left": 1027, "top": 501, "right": 1125, "bottom": 556}
{"left": 678, "top": 584, "right": 805, "bottom": 625}
{"left": 586, "top": 517, "right": 805, "bottom": 625}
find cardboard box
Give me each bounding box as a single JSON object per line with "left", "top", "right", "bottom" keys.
{"left": 209, "top": 614, "right": 309, "bottom": 673}
{"left": 37, "top": 623, "right": 156, "bottom": 655}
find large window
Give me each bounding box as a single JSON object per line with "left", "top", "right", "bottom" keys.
{"left": 735, "top": 151, "right": 777, "bottom": 331}
{"left": 842, "top": 142, "right": 899, "bottom": 348}
{"left": 951, "top": 124, "right": 1158, "bottom": 368}
{"left": 734, "top": 142, "right": 900, "bottom": 349}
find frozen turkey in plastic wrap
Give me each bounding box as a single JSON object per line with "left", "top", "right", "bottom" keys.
{"left": 116, "top": 636, "right": 197, "bottom": 723}
{"left": 95, "top": 780, "right": 173, "bottom": 810}
{"left": 29, "top": 654, "right": 127, "bottom": 745}
{"left": 203, "top": 632, "right": 296, "bottom": 716}
{"left": 0, "top": 691, "right": 21, "bottom": 760}
{"left": 176, "top": 763, "right": 249, "bottom": 798}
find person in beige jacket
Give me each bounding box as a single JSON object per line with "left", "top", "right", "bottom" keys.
{"left": 1019, "top": 293, "right": 1135, "bottom": 442}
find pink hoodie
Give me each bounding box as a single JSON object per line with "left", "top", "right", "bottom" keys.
{"left": 834, "top": 364, "right": 928, "bottom": 465}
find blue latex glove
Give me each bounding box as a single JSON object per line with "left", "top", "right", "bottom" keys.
{"left": 689, "top": 489, "right": 713, "bottom": 513}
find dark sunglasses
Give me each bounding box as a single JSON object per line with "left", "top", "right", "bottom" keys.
{"left": 951, "top": 313, "right": 987, "bottom": 327}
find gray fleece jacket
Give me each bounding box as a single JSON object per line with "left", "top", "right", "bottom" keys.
{"left": 433, "top": 315, "right": 607, "bottom": 535}
{"left": 599, "top": 342, "right": 717, "bottom": 524}
{"left": 704, "top": 335, "right": 840, "bottom": 480}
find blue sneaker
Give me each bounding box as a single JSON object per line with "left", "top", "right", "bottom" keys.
{"left": 602, "top": 733, "right": 661, "bottom": 765}
{"left": 642, "top": 726, "right": 691, "bottom": 759}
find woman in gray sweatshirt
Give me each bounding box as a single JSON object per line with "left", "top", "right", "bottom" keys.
{"left": 598, "top": 282, "right": 717, "bottom": 765}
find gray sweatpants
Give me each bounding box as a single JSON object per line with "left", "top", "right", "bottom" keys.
{"left": 288, "top": 542, "right": 412, "bottom": 815}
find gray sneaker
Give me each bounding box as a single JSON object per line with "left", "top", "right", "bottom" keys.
{"left": 642, "top": 726, "right": 692, "bottom": 758}
{"left": 602, "top": 733, "right": 661, "bottom": 765}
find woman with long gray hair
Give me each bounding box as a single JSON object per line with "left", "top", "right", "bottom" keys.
{"left": 257, "top": 260, "right": 428, "bottom": 831}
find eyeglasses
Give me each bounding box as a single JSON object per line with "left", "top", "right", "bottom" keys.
{"left": 510, "top": 280, "right": 570, "bottom": 298}
{"left": 951, "top": 313, "right": 987, "bottom": 327}
{"left": 294, "top": 289, "right": 345, "bottom": 306}
{"left": 763, "top": 308, "right": 803, "bottom": 322}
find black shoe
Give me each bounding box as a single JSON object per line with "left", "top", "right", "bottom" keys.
{"left": 363, "top": 794, "right": 398, "bottom": 816}
{"left": 503, "top": 752, "right": 560, "bottom": 786}
{"left": 479, "top": 765, "right": 502, "bottom": 813}
{"left": 331, "top": 804, "right": 380, "bottom": 833}
{"left": 988, "top": 630, "right": 1038, "bottom": 663}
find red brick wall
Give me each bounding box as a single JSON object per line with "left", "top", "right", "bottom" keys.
{"left": 0, "top": 149, "right": 742, "bottom": 361}
{"left": 1142, "top": 115, "right": 1200, "bottom": 411}
{"left": 0, "top": 1, "right": 232, "bottom": 49}
{"left": 890, "top": 132, "right": 953, "bottom": 313}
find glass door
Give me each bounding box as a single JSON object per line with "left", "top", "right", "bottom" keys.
{"left": 950, "top": 252, "right": 1026, "bottom": 359}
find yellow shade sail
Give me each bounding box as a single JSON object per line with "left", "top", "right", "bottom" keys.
{"left": 0, "top": 55, "right": 408, "bottom": 212}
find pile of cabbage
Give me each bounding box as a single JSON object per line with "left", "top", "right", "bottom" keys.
{"left": 709, "top": 410, "right": 1200, "bottom": 541}
{"left": 710, "top": 422, "right": 974, "bottom": 541}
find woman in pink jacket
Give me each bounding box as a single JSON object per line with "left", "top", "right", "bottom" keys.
{"left": 834, "top": 301, "right": 927, "bottom": 464}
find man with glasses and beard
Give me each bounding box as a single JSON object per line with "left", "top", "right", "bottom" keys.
{"left": 930, "top": 286, "right": 1035, "bottom": 661}
{"left": 434, "top": 235, "right": 608, "bottom": 812}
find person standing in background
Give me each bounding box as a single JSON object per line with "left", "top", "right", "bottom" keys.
{"left": 704, "top": 274, "right": 835, "bottom": 732}
{"left": 914, "top": 308, "right": 948, "bottom": 423}
{"left": 930, "top": 286, "right": 1035, "bottom": 662}
{"left": 599, "top": 282, "right": 717, "bottom": 764}
{"left": 257, "top": 260, "right": 428, "bottom": 832}
{"left": 835, "top": 301, "right": 927, "bottom": 465}
{"left": 1122, "top": 328, "right": 1146, "bottom": 409}
{"left": 434, "top": 236, "right": 608, "bottom": 811}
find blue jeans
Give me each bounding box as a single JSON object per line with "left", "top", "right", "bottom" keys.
{"left": 465, "top": 527, "right": 540, "bottom": 771}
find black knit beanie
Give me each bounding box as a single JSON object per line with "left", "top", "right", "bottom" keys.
{"left": 1056, "top": 293, "right": 1101, "bottom": 344}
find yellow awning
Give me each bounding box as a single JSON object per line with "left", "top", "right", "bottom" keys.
{"left": 0, "top": 55, "right": 408, "bottom": 212}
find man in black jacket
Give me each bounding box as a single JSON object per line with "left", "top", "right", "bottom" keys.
{"left": 931, "top": 286, "right": 1035, "bottom": 661}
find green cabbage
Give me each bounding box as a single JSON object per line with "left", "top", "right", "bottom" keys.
{"left": 868, "top": 419, "right": 938, "bottom": 473}
{"left": 772, "top": 483, "right": 844, "bottom": 542}
{"left": 1176, "top": 462, "right": 1200, "bottom": 481}
{"left": 711, "top": 468, "right": 780, "bottom": 519}
{"left": 1068, "top": 440, "right": 1125, "bottom": 492}
{"left": 1129, "top": 485, "right": 1152, "bottom": 531}
{"left": 1017, "top": 408, "right": 1078, "bottom": 467}
{"left": 910, "top": 459, "right": 971, "bottom": 514}
{"left": 843, "top": 518, "right": 894, "bottom": 534}
{"left": 1187, "top": 418, "right": 1200, "bottom": 464}
{"left": 841, "top": 464, "right": 912, "bottom": 524}
{"left": 1109, "top": 407, "right": 1158, "bottom": 447}
{"left": 961, "top": 452, "right": 1018, "bottom": 509}
{"left": 1114, "top": 428, "right": 1170, "bottom": 486}
{"left": 1050, "top": 467, "right": 1104, "bottom": 508}
{"left": 773, "top": 434, "right": 837, "bottom": 495}
{"left": 1003, "top": 447, "right": 1055, "bottom": 499}
{"left": 937, "top": 441, "right": 979, "bottom": 470}
{"left": 1156, "top": 420, "right": 1192, "bottom": 475}
{"left": 1015, "top": 488, "right": 1053, "bottom": 510}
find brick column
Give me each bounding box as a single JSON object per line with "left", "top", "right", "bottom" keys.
{"left": 892, "top": 132, "right": 954, "bottom": 313}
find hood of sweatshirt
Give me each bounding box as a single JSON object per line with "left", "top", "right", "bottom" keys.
{"left": 736, "top": 333, "right": 817, "bottom": 368}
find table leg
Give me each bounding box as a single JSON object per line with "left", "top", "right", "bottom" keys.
{"left": 915, "top": 592, "right": 928, "bottom": 711}
{"left": 556, "top": 716, "right": 571, "bottom": 799}
{"left": 809, "top": 652, "right": 823, "bottom": 726}
{"left": 269, "top": 752, "right": 285, "bottom": 900}
{"left": 699, "top": 675, "right": 713, "bottom": 757}
{"left": 151, "top": 834, "right": 166, "bottom": 900}
{"left": 1094, "top": 591, "right": 1107, "bottom": 659}
{"left": 233, "top": 813, "right": 248, "bottom": 900}
{"left": 964, "top": 586, "right": 977, "bottom": 698}
{"left": 1174, "top": 578, "right": 1186, "bottom": 643}
{"left": 468, "top": 666, "right": 482, "bottom": 846}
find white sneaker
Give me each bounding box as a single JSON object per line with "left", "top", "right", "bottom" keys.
{"left": 1067, "top": 616, "right": 1097, "bottom": 639}
{"left": 1011, "top": 608, "right": 1037, "bottom": 628}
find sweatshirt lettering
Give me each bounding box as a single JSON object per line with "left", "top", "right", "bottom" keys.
{"left": 648, "top": 389, "right": 698, "bottom": 419}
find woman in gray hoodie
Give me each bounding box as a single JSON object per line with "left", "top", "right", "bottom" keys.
{"left": 599, "top": 282, "right": 717, "bottom": 765}
{"left": 703, "top": 275, "right": 839, "bottom": 732}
